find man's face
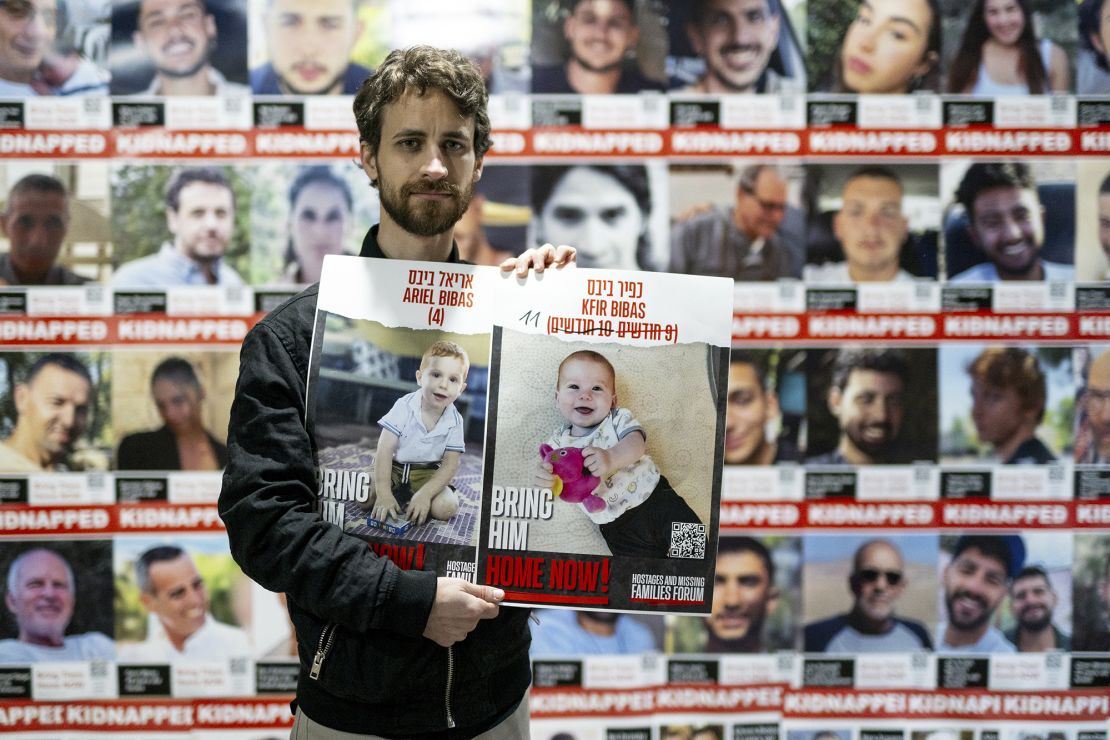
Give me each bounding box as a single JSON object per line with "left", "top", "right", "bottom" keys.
{"left": 687, "top": 0, "right": 779, "bottom": 93}
{"left": 724, "top": 361, "right": 776, "bottom": 464}
{"left": 0, "top": 0, "right": 57, "bottom": 83}
{"left": 968, "top": 186, "right": 1045, "bottom": 279}
{"left": 833, "top": 176, "right": 907, "bottom": 279}
{"left": 1097, "top": 192, "right": 1110, "bottom": 265}
{"left": 416, "top": 355, "right": 467, "bottom": 415}
{"left": 1, "top": 189, "right": 68, "bottom": 281}
{"left": 943, "top": 546, "right": 1009, "bottom": 632}
{"left": 735, "top": 169, "right": 787, "bottom": 240}
{"left": 265, "top": 0, "right": 359, "bottom": 95}
{"left": 705, "top": 549, "right": 777, "bottom": 645}
{"left": 134, "top": 0, "right": 216, "bottom": 79}
{"left": 4, "top": 550, "right": 73, "bottom": 646}
{"left": 828, "top": 369, "right": 904, "bottom": 459}
{"left": 1085, "top": 353, "right": 1110, "bottom": 448}
{"left": 140, "top": 554, "right": 208, "bottom": 642}
{"left": 537, "top": 167, "right": 644, "bottom": 270}
{"left": 563, "top": 0, "right": 638, "bottom": 74}
{"left": 152, "top": 378, "right": 203, "bottom": 435}
{"left": 850, "top": 542, "right": 905, "bottom": 624}
{"left": 1010, "top": 573, "right": 1055, "bottom": 631}
{"left": 970, "top": 380, "right": 1033, "bottom": 448}
{"left": 361, "top": 88, "right": 482, "bottom": 239}
{"left": 13, "top": 364, "right": 91, "bottom": 465}
{"left": 166, "top": 181, "right": 234, "bottom": 263}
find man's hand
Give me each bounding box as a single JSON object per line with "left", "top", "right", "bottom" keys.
{"left": 500, "top": 243, "right": 576, "bottom": 277}
{"left": 583, "top": 446, "right": 614, "bottom": 478}
{"left": 422, "top": 579, "right": 504, "bottom": 647}
{"left": 371, "top": 490, "right": 400, "bottom": 522}
{"left": 406, "top": 489, "right": 434, "bottom": 526}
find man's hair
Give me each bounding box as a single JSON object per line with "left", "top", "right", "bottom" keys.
{"left": 955, "top": 162, "right": 1037, "bottom": 221}
{"left": 420, "top": 340, "right": 470, "bottom": 380}
{"left": 24, "top": 353, "right": 92, "bottom": 388}
{"left": 967, "top": 347, "right": 1046, "bottom": 423}
{"left": 1080, "top": 0, "right": 1109, "bottom": 70}
{"left": 951, "top": 535, "right": 1024, "bottom": 580}
{"left": 1012, "top": 564, "right": 1052, "bottom": 591}
{"left": 151, "top": 357, "right": 201, "bottom": 390}
{"left": 691, "top": 0, "right": 776, "bottom": 24}
{"left": 1100, "top": 172, "right": 1110, "bottom": 196}
{"left": 843, "top": 165, "right": 903, "bottom": 194}
{"left": 737, "top": 163, "right": 782, "bottom": 196}
{"left": 570, "top": 0, "right": 635, "bottom": 16}
{"left": 140, "top": 0, "right": 208, "bottom": 20}
{"left": 718, "top": 536, "right": 775, "bottom": 584}
{"left": 6, "top": 548, "right": 73, "bottom": 596}
{"left": 135, "top": 545, "right": 187, "bottom": 594}
{"left": 730, "top": 351, "right": 769, "bottom": 391}
{"left": 5, "top": 174, "right": 67, "bottom": 215}
{"left": 829, "top": 347, "right": 908, "bottom": 393}
{"left": 353, "top": 46, "right": 491, "bottom": 162}
{"left": 164, "top": 167, "right": 234, "bottom": 212}
{"left": 556, "top": 350, "right": 616, "bottom": 390}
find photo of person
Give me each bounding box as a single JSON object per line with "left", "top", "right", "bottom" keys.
{"left": 530, "top": 0, "right": 667, "bottom": 94}
{"left": 1072, "top": 533, "right": 1110, "bottom": 651}
{"left": 997, "top": 533, "right": 1072, "bottom": 653}
{"left": 0, "top": 162, "right": 111, "bottom": 285}
{"left": 109, "top": 0, "right": 248, "bottom": 95}
{"left": 489, "top": 330, "right": 719, "bottom": 560}
{"left": 804, "top": 164, "right": 940, "bottom": 283}
{"left": 666, "top": 0, "right": 806, "bottom": 94}
{"left": 939, "top": 345, "right": 1073, "bottom": 465}
{"left": 0, "top": 542, "right": 114, "bottom": 663}
{"left": 803, "top": 534, "right": 937, "bottom": 653}
{"left": 1074, "top": 161, "right": 1110, "bottom": 282}
{"left": 452, "top": 165, "right": 530, "bottom": 267}
{"left": 312, "top": 320, "right": 490, "bottom": 549}
{"left": 724, "top": 349, "right": 804, "bottom": 465}
{"left": 248, "top": 162, "right": 374, "bottom": 285}
{"left": 114, "top": 536, "right": 251, "bottom": 661}
{"left": 112, "top": 351, "right": 236, "bottom": 471}
{"left": 0, "top": 0, "right": 109, "bottom": 96}
{"left": 669, "top": 162, "right": 806, "bottom": 281}
{"left": 667, "top": 535, "right": 800, "bottom": 653}
{"left": 111, "top": 164, "right": 250, "bottom": 288}
{"left": 247, "top": 0, "right": 372, "bottom": 95}
{"left": 0, "top": 351, "right": 109, "bottom": 472}
{"left": 807, "top": 0, "right": 942, "bottom": 93}
{"left": 1079, "top": 0, "right": 1110, "bottom": 93}
{"left": 943, "top": 0, "right": 1073, "bottom": 95}
{"left": 806, "top": 347, "right": 938, "bottom": 465}
{"left": 529, "top": 609, "right": 662, "bottom": 656}
{"left": 531, "top": 163, "right": 667, "bottom": 271}
{"left": 1075, "top": 346, "right": 1110, "bottom": 465}
{"left": 941, "top": 160, "right": 1075, "bottom": 282}
{"left": 935, "top": 534, "right": 1025, "bottom": 653}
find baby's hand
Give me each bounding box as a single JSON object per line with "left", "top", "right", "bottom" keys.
{"left": 582, "top": 447, "right": 613, "bottom": 478}
{"left": 535, "top": 460, "right": 556, "bottom": 489}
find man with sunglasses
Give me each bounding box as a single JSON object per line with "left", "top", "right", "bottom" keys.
{"left": 670, "top": 163, "right": 801, "bottom": 280}
{"left": 804, "top": 539, "right": 931, "bottom": 652}
{"left": 936, "top": 534, "right": 1024, "bottom": 653}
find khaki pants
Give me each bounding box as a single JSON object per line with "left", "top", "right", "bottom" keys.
{"left": 289, "top": 694, "right": 530, "bottom": 739}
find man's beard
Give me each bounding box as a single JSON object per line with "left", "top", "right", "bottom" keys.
{"left": 276, "top": 67, "right": 346, "bottom": 96}
{"left": 846, "top": 423, "right": 896, "bottom": 460}
{"left": 155, "top": 38, "right": 215, "bottom": 80}
{"left": 945, "top": 589, "right": 993, "bottom": 631}
{"left": 378, "top": 176, "right": 473, "bottom": 237}
{"left": 570, "top": 50, "right": 621, "bottom": 74}
{"left": 1018, "top": 608, "right": 1052, "bottom": 632}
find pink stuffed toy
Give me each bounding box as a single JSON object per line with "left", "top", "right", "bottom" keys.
{"left": 539, "top": 444, "right": 606, "bottom": 513}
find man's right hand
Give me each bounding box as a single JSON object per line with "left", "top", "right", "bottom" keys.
{"left": 422, "top": 578, "right": 504, "bottom": 647}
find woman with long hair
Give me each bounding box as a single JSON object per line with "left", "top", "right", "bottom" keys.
{"left": 280, "top": 166, "right": 354, "bottom": 284}
{"left": 830, "top": 0, "right": 941, "bottom": 94}
{"left": 946, "top": 0, "right": 1069, "bottom": 94}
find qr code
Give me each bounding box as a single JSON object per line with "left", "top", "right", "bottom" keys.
{"left": 230, "top": 657, "right": 248, "bottom": 675}
{"left": 668, "top": 522, "right": 706, "bottom": 559}
{"left": 89, "top": 661, "right": 107, "bottom": 678}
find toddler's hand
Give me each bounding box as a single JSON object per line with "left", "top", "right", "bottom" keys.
{"left": 535, "top": 460, "right": 556, "bottom": 489}
{"left": 406, "top": 490, "right": 434, "bottom": 526}
{"left": 582, "top": 447, "right": 612, "bottom": 478}
{"left": 371, "top": 491, "right": 400, "bottom": 522}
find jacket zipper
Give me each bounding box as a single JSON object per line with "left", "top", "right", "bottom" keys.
{"left": 444, "top": 646, "right": 456, "bottom": 729}
{"left": 310, "top": 624, "right": 336, "bottom": 680}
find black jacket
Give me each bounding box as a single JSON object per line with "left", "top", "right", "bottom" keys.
{"left": 117, "top": 425, "right": 228, "bottom": 470}
{"left": 218, "top": 227, "right": 531, "bottom": 737}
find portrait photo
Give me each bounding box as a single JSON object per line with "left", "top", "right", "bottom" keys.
{"left": 1074, "top": 160, "right": 1110, "bottom": 282}
{"left": 0, "top": 0, "right": 110, "bottom": 96}
{"left": 1072, "top": 533, "right": 1110, "bottom": 651}
{"left": 723, "top": 348, "right": 805, "bottom": 466}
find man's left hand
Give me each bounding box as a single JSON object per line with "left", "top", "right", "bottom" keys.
{"left": 500, "top": 244, "right": 576, "bottom": 277}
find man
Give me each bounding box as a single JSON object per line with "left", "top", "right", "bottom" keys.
{"left": 683, "top": 0, "right": 786, "bottom": 94}
{"left": 808, "top": 347, "right": 909, "bottom": 465}
{"left": 0, "top": 353, "right": 92, "bottom": 472}
{"left": 1075, "top": 552, "right": 1110, "bottom": 651}
{"left": 1096, "top": 173, "right": 1110, "bottom": 279}
{"left": 118, "top": 545, "right": 247, "bottom": 661}
{"left": 1003, "top": 565, "right": 1070, "bottom": 652}
{"left": 250, "top": 0, "right": 371, "bottom": 95}
{"left": 218, "top": 46, "right": 572, "bottom": 737}
{"left": 529, "top": 609, "right": 656, "bottom": 656}
{"left": 117, "top": 357, "right": 228, "bottom": 471}
{"left": 804, "top": 166, "right": 916, "bottom": 283}
{"left": 0, "top": 548, "right": 113, "bottom": 662}
{"left": 936, "top": 534, "right": 1024, "bottom": 653}
{"left": 0, "top": 173, "right": 87, "bottom": 285}
{"left": 1079, "top": 348, "right": 1110, "bottom": 464}
{"left": 128, "top": 0, "right": 247, "bottom": 96}
{"left": 112, "top": 167, "right": 245, "bottom": 288}
{"left": 0, "top": 0, "right": 56, "bottom": 95}
{"left": 804, "top": 539, "right": 931, "bottom": 652}
{"left": 967, "top": 347, "right": 1056, "bottom": 464}
{"left": 949, "top": 162, "right": 1073, "bottom": 282}
{"left": 531, "top": 0, "right": 663, "bottom": 94}
{"left": 700, "top": 536, "right": 779, "bottom": 653}
{"left": 724, "top": 352, "right": 798, "bottom": 465}
{"left": 670, "top": 164, "right": 800, "bottom": 280}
